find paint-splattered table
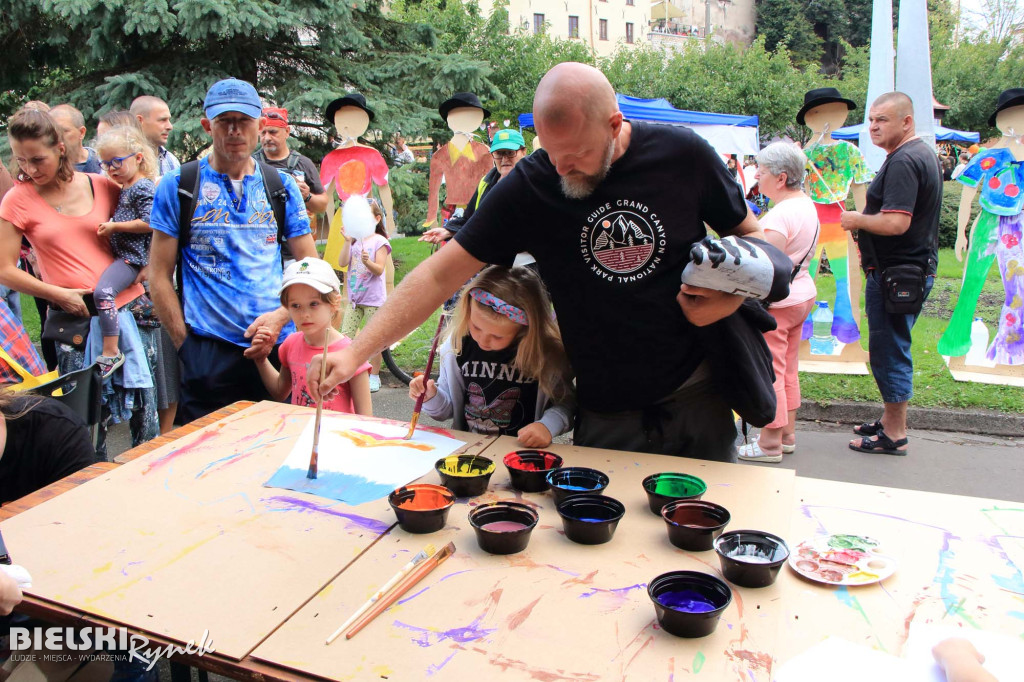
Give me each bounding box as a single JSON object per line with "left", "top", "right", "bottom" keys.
{"left": 251, "top": 435, "right": 797, "bottom": 680}
{"left": 780, "top": 476, "right": 1024, "bottom": 662}
{"left": 0, "top": 400, "right": 493, "bottom": 676}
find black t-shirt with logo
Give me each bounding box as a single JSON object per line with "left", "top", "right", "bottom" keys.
{"left": 454, "top": 122, "right": 748, "bottom": 411}
{"left": 457, "top": 335, "right": 539, "bottom": 436}
{"left": 859, "top": 138, "right": 942, "bottom": 275}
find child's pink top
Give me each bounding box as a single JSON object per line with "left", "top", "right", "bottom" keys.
{"left": 278, "top": 332, "right": 371, "bottom": 413}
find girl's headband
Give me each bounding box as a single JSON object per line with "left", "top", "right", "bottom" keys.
{"left": 469, "top": 288, "right": 528, "bottom": 326}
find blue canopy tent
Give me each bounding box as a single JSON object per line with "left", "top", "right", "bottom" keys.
{"left": 831, "top": 122, "right": 979, "bottom": 143}
{"left": 517, "top": 94, "right": 761, "bottom": 156}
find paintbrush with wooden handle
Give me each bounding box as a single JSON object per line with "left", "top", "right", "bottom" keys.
{"left": 307, "top": 329, "right": 331, "bottom": 479}
{"left": 404, "top": 313, "right": 447, "bottom": 440}
{"left": 344, "top": 542, "right": 456, "bottom": 639}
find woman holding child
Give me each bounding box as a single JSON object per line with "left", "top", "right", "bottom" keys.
{"left": 0, "top": 107, "right": 158, "bottom": 450}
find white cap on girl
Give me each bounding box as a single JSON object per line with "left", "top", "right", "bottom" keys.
{"left": 281, "top": 258, "right": 341, "bottom": 295}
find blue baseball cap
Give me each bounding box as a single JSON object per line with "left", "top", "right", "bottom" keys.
{"left": 204, "top": 78, "right": 262, "bottom": 120}
{"left": 490, "top": 129, "right": 526, "bottom": 153}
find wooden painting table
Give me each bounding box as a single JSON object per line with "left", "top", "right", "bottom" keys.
{"left": 251, "top": 436, "right": 797, "bottom": 680}
{"left": 0, "top": 401, "right": 492, "bottom": 672}
{"left": 3, "top": 406, "right": 1022, "bottom": 680}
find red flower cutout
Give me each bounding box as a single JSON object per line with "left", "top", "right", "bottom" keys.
{"left": 1006, "top": 312, "right": 1017, "bottom": 325}
{"left": 1002, "top": 233, "right": 1020, "bottom": 248}
{"left": 980, "top": 157, "right": 996, "bottom": 170}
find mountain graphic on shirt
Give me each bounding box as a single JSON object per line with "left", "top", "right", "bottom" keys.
{"left": 593, "top": 215, "right": 653, "bottom": 251}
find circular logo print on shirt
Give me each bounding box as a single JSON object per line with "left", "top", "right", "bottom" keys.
{"left": 201, "top": 181, "right": 221, "bottom": 202}
{"left": 581, "top": 206, "right": 661, "bottom": 276}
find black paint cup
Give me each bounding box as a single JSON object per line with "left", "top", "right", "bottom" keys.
{"left": 469, "top": 501, "right": 539, "bottom": 555}
{"left": 714, "top": 530, "right": 790, "bottom": 588}
{"left": 556, "top": 494, "right": 625, "bottom": 545}
{"left": 388, "top": 484, "right": 456, "bottom": 534}
{"left": 648, "top": 570, "right": 732, "bottom": 638}
{"left": 642, "top": 473, "right": 707, "bottom": 515}
{"left": 435, "top": 455, "right": 495, "bottom": 498}
{"left": 661, "top": 500, "right": 731, "bottom": 551}
{"left": 503, "top": 450, "right": 564, "bottom": 492}
{"left": 546, "top": 467, "right": 609, "bottom": 505}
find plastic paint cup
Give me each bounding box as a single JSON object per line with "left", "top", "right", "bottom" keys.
{"left": 503, "top": 450, "right": 564, "bottom": 492}
{"left": 556, "top": 494, "right": 625, "bottom": 545}
{"left": 648, "top": 570, "right": 732, "bottom": 638}
{"left": 661, "top": 500, "right": 731, "bottom": 552}
{"left": 642, "top": 473, "right": 707, "bottom": 515}
{"left": 714, "top": 530, "right": 790, "bottom": 588}
{"left": 388, "top": 484, "right": 455, "bottom": 534}
{"left": 546, "top": 467, "right": 610, "bottom": 505}
{"left": 435, "top": 455, "right": 495, "bottom": 498}
{"left": 469, "top": 502, "right": 539, "bottom": 555}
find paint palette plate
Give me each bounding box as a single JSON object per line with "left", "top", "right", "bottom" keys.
{"left": 788, "top": 534, "right": 897, "bottom": 586}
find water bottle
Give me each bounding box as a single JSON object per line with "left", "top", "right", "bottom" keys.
{"left": 965, "top": 318, "right": 990, "bottom": 366}
{"left": 810, "top": 301, "right": 836, "bottom": 355}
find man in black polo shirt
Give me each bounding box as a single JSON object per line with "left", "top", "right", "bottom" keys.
{"left": 841, "top": 92, "right": 941, "bottom": 456}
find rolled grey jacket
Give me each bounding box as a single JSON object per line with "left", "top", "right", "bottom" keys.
{"left": 420, "top": 338, "right": 575, "bottom": 438}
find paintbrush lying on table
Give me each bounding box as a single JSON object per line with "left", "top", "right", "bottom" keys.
{"left": 344, "top": 542, "right": 456, "bottom": 640}
{"left": 326, "top": 543, "right": 435, "bottom": 645}
{"left": 307, "top": 329, "right": 330, "bottom": 479}
{"left": 404, "top": 313, "right": 447, "bottom": 440}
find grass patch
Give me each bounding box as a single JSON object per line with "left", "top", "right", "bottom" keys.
{"left": 799, "top": 248, "right": 1022, "bottom": 412}
{"left": 20, "top": 293, "right": 41, "bottom": 341}
{"left": 384, "top": 240, "right": 1023, "bottom": 411}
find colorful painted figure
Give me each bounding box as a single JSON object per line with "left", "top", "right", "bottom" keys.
{"left": 938, "top": 89, "right": 1024, "bottom": 364}
{"left": 424, "top": 93, "right": 494, "bottom": 229}
{"left": 798, "top": 89, "right": 874, "bottom": 344}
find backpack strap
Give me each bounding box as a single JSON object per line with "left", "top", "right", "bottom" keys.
{"left": 256, "top": 159, "right": 289, "bottom": 258}
{"left": 176, "top": 160, "right": 202, "bottom": 311}
{"left": 285, "top": 151, "right": 301, "bottom": 172}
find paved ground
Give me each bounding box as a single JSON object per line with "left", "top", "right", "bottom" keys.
{"left": 107, "top": 372, "right": 1024, "bottom": 504}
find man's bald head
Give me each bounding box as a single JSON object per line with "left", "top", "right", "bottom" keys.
{"left": 49, "top": 104, "right": 87, "bottom": 161}
{"left": 872, "top": 92, "right": 914, "bottom": 120}
{"left": 533, "top": 62, "right": 618, "bottom": 130}
{"left": 868, "top": 91, "right": 916, "bottom": 152}
{"left": 49, "top": 104, "right": 85, "bottom": 129}
{"left": 131, "top": 96, "right": 173, "bottom": 147}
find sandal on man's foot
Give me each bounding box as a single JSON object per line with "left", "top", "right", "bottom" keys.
{"left": 97, "top": 352, "right": 125, "bottom": 380}
{"left": 853, "top": 419, "right": 883, "bottom": 436}
{"left": 849, "top": 429, "right": 909, "bottom": 456}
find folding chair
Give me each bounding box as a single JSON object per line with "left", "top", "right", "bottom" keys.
{"left": 28, "top": 362, "right": 103, "bottom": 446}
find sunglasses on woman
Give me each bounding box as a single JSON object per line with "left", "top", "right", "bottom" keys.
{"left": 99, "top": 154, "right": 134, "bottom": 171}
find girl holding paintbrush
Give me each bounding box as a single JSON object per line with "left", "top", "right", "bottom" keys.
{"left": 252, "top": 258, "right": 372, "bottom": 415}
{"left": 408, "top": 265, "right": 574, "bottom": 447}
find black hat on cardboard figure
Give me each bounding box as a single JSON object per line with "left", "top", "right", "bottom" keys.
{"left": 988, "top": 88, "right": 1024, "bottom": 126}
{"left": 325, "top": 93, "right": 375, "bottom": 123}
{"left": 439, "top": 92, "right": 490, "bottom": 122}
{"left": 796, "top": 87, "right": 857, "bottom": 126}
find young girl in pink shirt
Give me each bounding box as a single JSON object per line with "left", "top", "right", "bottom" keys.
{"left": 252, "top": 258, "right": 371, "bottom": 414}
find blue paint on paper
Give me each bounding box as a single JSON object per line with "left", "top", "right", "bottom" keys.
{"left": 265, "top": 466, "right": 395, "bottom": 506}
{"left": 426, "top": 652, "right": 457, "bottom": 676}
{"left": 580, "top": 583, "right": 647, "bottom": 599}
{"left": 393, "top": 614, "right": 496, "bottom": 647}
{"left": 397, "top": 570, "right": 474, "bottom": 605}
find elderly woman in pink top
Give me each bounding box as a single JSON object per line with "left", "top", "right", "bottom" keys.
{"left": 738, "top": 142, "right": 820, "bottom": 464}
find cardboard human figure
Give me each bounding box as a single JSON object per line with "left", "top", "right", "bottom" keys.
{"left": 423, "top": 93, "right": 494, "bottom": 228}
{"left": 320, "top": 94, "right": 395, "bottom": 274}
{"left": 798, "top": 88, "right": 874, "bottom": 369}
{"left": 940, "top": 89, "right": 1024, "bottom": 381}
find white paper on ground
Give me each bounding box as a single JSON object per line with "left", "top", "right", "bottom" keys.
{"left": 903, "top": 622, "right": 1022, "bottom": 682}
{"left": 775, "top": 637, "right": 918, "bottom": 682}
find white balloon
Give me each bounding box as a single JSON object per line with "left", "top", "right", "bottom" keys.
{"left": 342, "top": 196, "right": 377, "bottom": 240}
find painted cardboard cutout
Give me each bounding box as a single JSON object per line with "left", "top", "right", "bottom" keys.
{"left": 940, "top": 105, "right": 1024, "bottom": 383}
{"left": 320, "top": 105, "right": 395, "bottom": 273}
{"left": 799, "top": 102, "right": 873, "bottom": 372}
{"left": 424, "top": 106, "right": 493, "bottom": 228}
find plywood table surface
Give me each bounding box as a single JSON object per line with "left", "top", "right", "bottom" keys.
{"left": 778, "top": 476, "right": 1024, "bottom": 663}
{"left": 252, "top": 436, "right": 796, "bottom": 681}
{"left": 0, "top": 401, "right": 492, "bottom": 661}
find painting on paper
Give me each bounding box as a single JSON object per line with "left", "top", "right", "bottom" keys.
{"left": 265, "top": 416, "right": 465, "bottom": 505}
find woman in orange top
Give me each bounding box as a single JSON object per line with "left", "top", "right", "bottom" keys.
{"left": 0, "top": 108, "right": 156, "bottom": 450}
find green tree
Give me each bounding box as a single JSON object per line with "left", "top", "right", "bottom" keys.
{"left": 0, "top": 0, "right": 494, "bottom": 161}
